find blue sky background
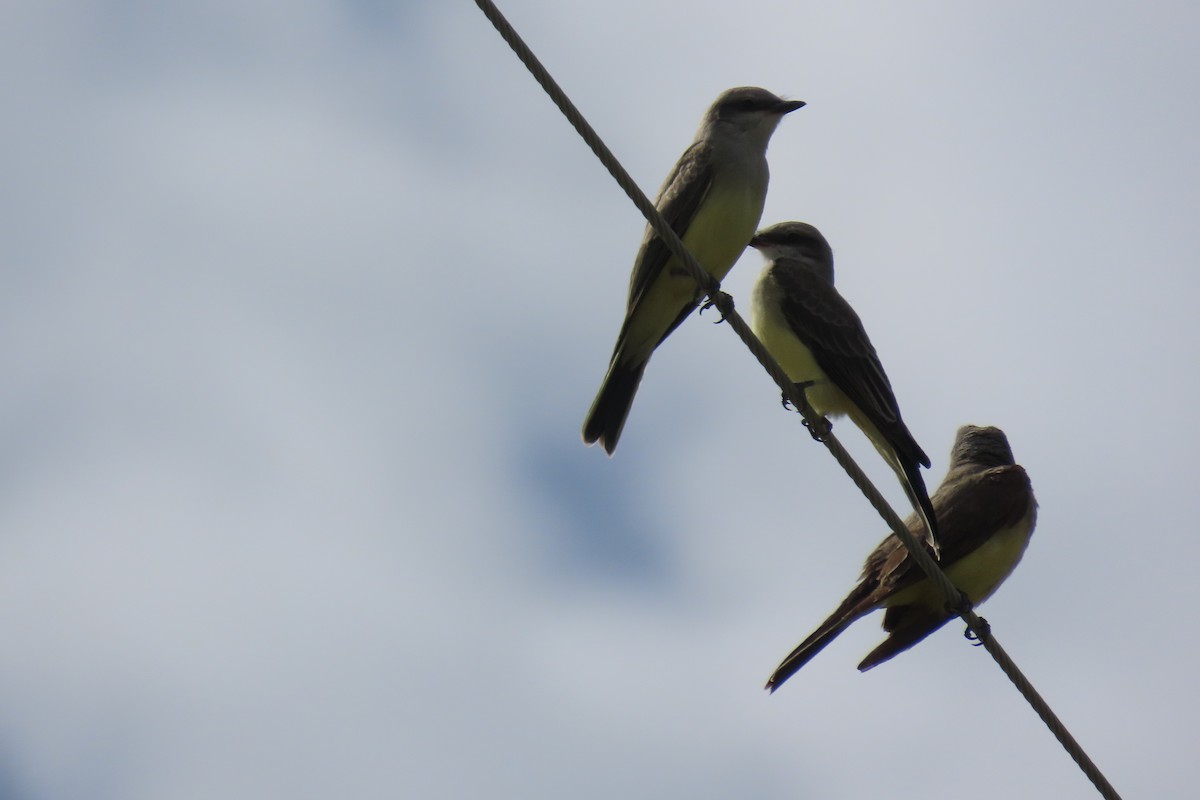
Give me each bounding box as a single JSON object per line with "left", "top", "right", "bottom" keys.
{"left": 2, "top": 2, "right": 1198, "bottom": 798}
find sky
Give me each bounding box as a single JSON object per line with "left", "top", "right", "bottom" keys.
{"left": 2, "top": 1, "right": 1198, "bottom": 798}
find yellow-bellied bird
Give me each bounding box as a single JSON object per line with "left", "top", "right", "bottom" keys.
{"left": 766, "top": 425, "right": 1037, "bottom": 691}
{"left": 749, "top": 221, "right": 940, "bottom": 552}
{"left": 582, "top": 88, "right": 805, "bottom": 454}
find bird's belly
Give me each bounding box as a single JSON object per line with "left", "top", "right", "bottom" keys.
{"left": 943, "top": 518, "right": 1033, "bottom": 603}
{"left": 619, "top": 180, "right": 764, "bottom": 358}
{"left": 678, "top": 181, "right": 764, "bottom": 282}
{"left": 886, "top": 516, "right": 1032, "bottom": 611}
{"left": 751, "top": 300, "right": 846, "bottom": 417}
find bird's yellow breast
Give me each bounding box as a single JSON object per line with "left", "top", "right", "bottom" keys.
{"left": 943, "top": 516, "right": 1034, "bottom": 603}
{"left": 885, "top": 509, "right": 1035, "bottom": 610}
{"left": 618, "top": 178, "right": 767, "bottom": 359}
{"left": 749, "top": 271, "right": 850, "bottom": 417}
{"left": 678, "top": 180, "right": 765, "bottom": 281}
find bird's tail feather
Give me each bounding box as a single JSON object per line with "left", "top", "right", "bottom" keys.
{"left": 857, "top": 612, "right": 953, "bottom": 671}
{"left": 581, "top": 358, "right": 648, "bottom": 455}
{"left": 766, "top": 585, "right": 874, "bottom": 692}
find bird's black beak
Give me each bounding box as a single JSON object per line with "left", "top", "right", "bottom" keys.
{"left": 748, "top": 233, "right": 767, "bottom": 249}
{"left": 776, "top": 99, "right": 806, "bottom": 114}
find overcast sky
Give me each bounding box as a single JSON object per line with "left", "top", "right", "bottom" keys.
{"left": 2, "top": 2, "right": 1197, "bottom": 798}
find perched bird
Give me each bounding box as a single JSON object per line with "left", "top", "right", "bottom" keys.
{"left": 582, "top": 87, "right": 805, "bottom": 454}
{"left": 749, "top": 221, "right": 940, "bottom": 553}
{"left": 765, "top": 425, "right": 1037, "bottom": 691}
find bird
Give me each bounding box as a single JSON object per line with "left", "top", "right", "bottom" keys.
{"left": 582, "top": 87, "right": 805, "bottom": 454}
{"left": 749, "top": 220, "right": 941, "bottom": 553}
{"left": 765, "top": 425, "right": 1037, "bottom": 692}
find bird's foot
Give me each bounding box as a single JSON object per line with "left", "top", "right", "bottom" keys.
{"left": 802, "top": 406, "right": 831, "bottom": 443}
{"left": 698, "top": 291, "right": 734, "bottom": 324}
{"left": 780, "top": 380, "right": 816, "bottom": 410}
{"left": 780, "top": 382, "right": 829, "bottom": 440}
{"left": 802, "top": 417, "right": 832, "bottom": 442}
{"left": 964, "top": 617, "right": 991, "bottom": 647}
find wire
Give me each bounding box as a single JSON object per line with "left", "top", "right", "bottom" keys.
{"left": 469, "top": 2, "right": 1124, "bottom": 798}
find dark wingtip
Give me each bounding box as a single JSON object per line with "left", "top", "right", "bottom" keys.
{"left": 899, "top": 458, "right": 941, "bottom": 553}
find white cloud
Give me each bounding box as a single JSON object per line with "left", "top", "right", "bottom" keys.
{"left": 0, "top": 1, "right": 1195, "bottom": 798}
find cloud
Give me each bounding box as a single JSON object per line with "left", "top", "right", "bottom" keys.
{"left": 0, "top": 2, "right": 1195, "bottom": 798}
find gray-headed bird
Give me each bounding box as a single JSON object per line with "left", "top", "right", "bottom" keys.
{"left": 582, "top": 87, "right": 805, "bottom": 454}
{"left": 749, "top": 221, "right": 940, "bottom": 552}
{"left": 766, "top": 425, "right": 1037, "bottom": 691}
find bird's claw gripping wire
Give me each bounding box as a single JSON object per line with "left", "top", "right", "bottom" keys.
{"left": 779, "top": 382, "right": 829, "bottom": 441}
{"left": 964, "top": 617, "right": 991, "bottom": 647}
{"left": 698, "top": 291, "right": 734, "bottom": 324}
{"left": 802, "top": 417, "right": 831, "bottom": 442}
{"left": 780, "top": 380, "right": 816, "bottom": 411}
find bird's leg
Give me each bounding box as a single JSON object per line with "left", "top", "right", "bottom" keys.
{"left": 963, "top": 617, "right": 991, "bottom": 647}
{"left": 780, "top": 380, "right": 815, "bottom": 410}
{"left": 947, "top": 592, "right": 989, "bottom": 647}
{"left": 779, "top": 381, "right": 830, "bottom": 441}
{"left": 698, "top": 291, "right": 734, "bottom": 324}
{"left": 802, "top": 417, "right": 832, "bottom": 442}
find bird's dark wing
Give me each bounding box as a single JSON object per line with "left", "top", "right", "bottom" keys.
{"left": 626, "top": 141, "right": 716, "bottom": 312}
{"left": 764, "top": 578, "right": 879, "bottom": 691}
{"left": 770, "top": 463, "right": 1034, "bottom": 681}
{"left": 771, "top": 260, "right": 927, "bottom": 467}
